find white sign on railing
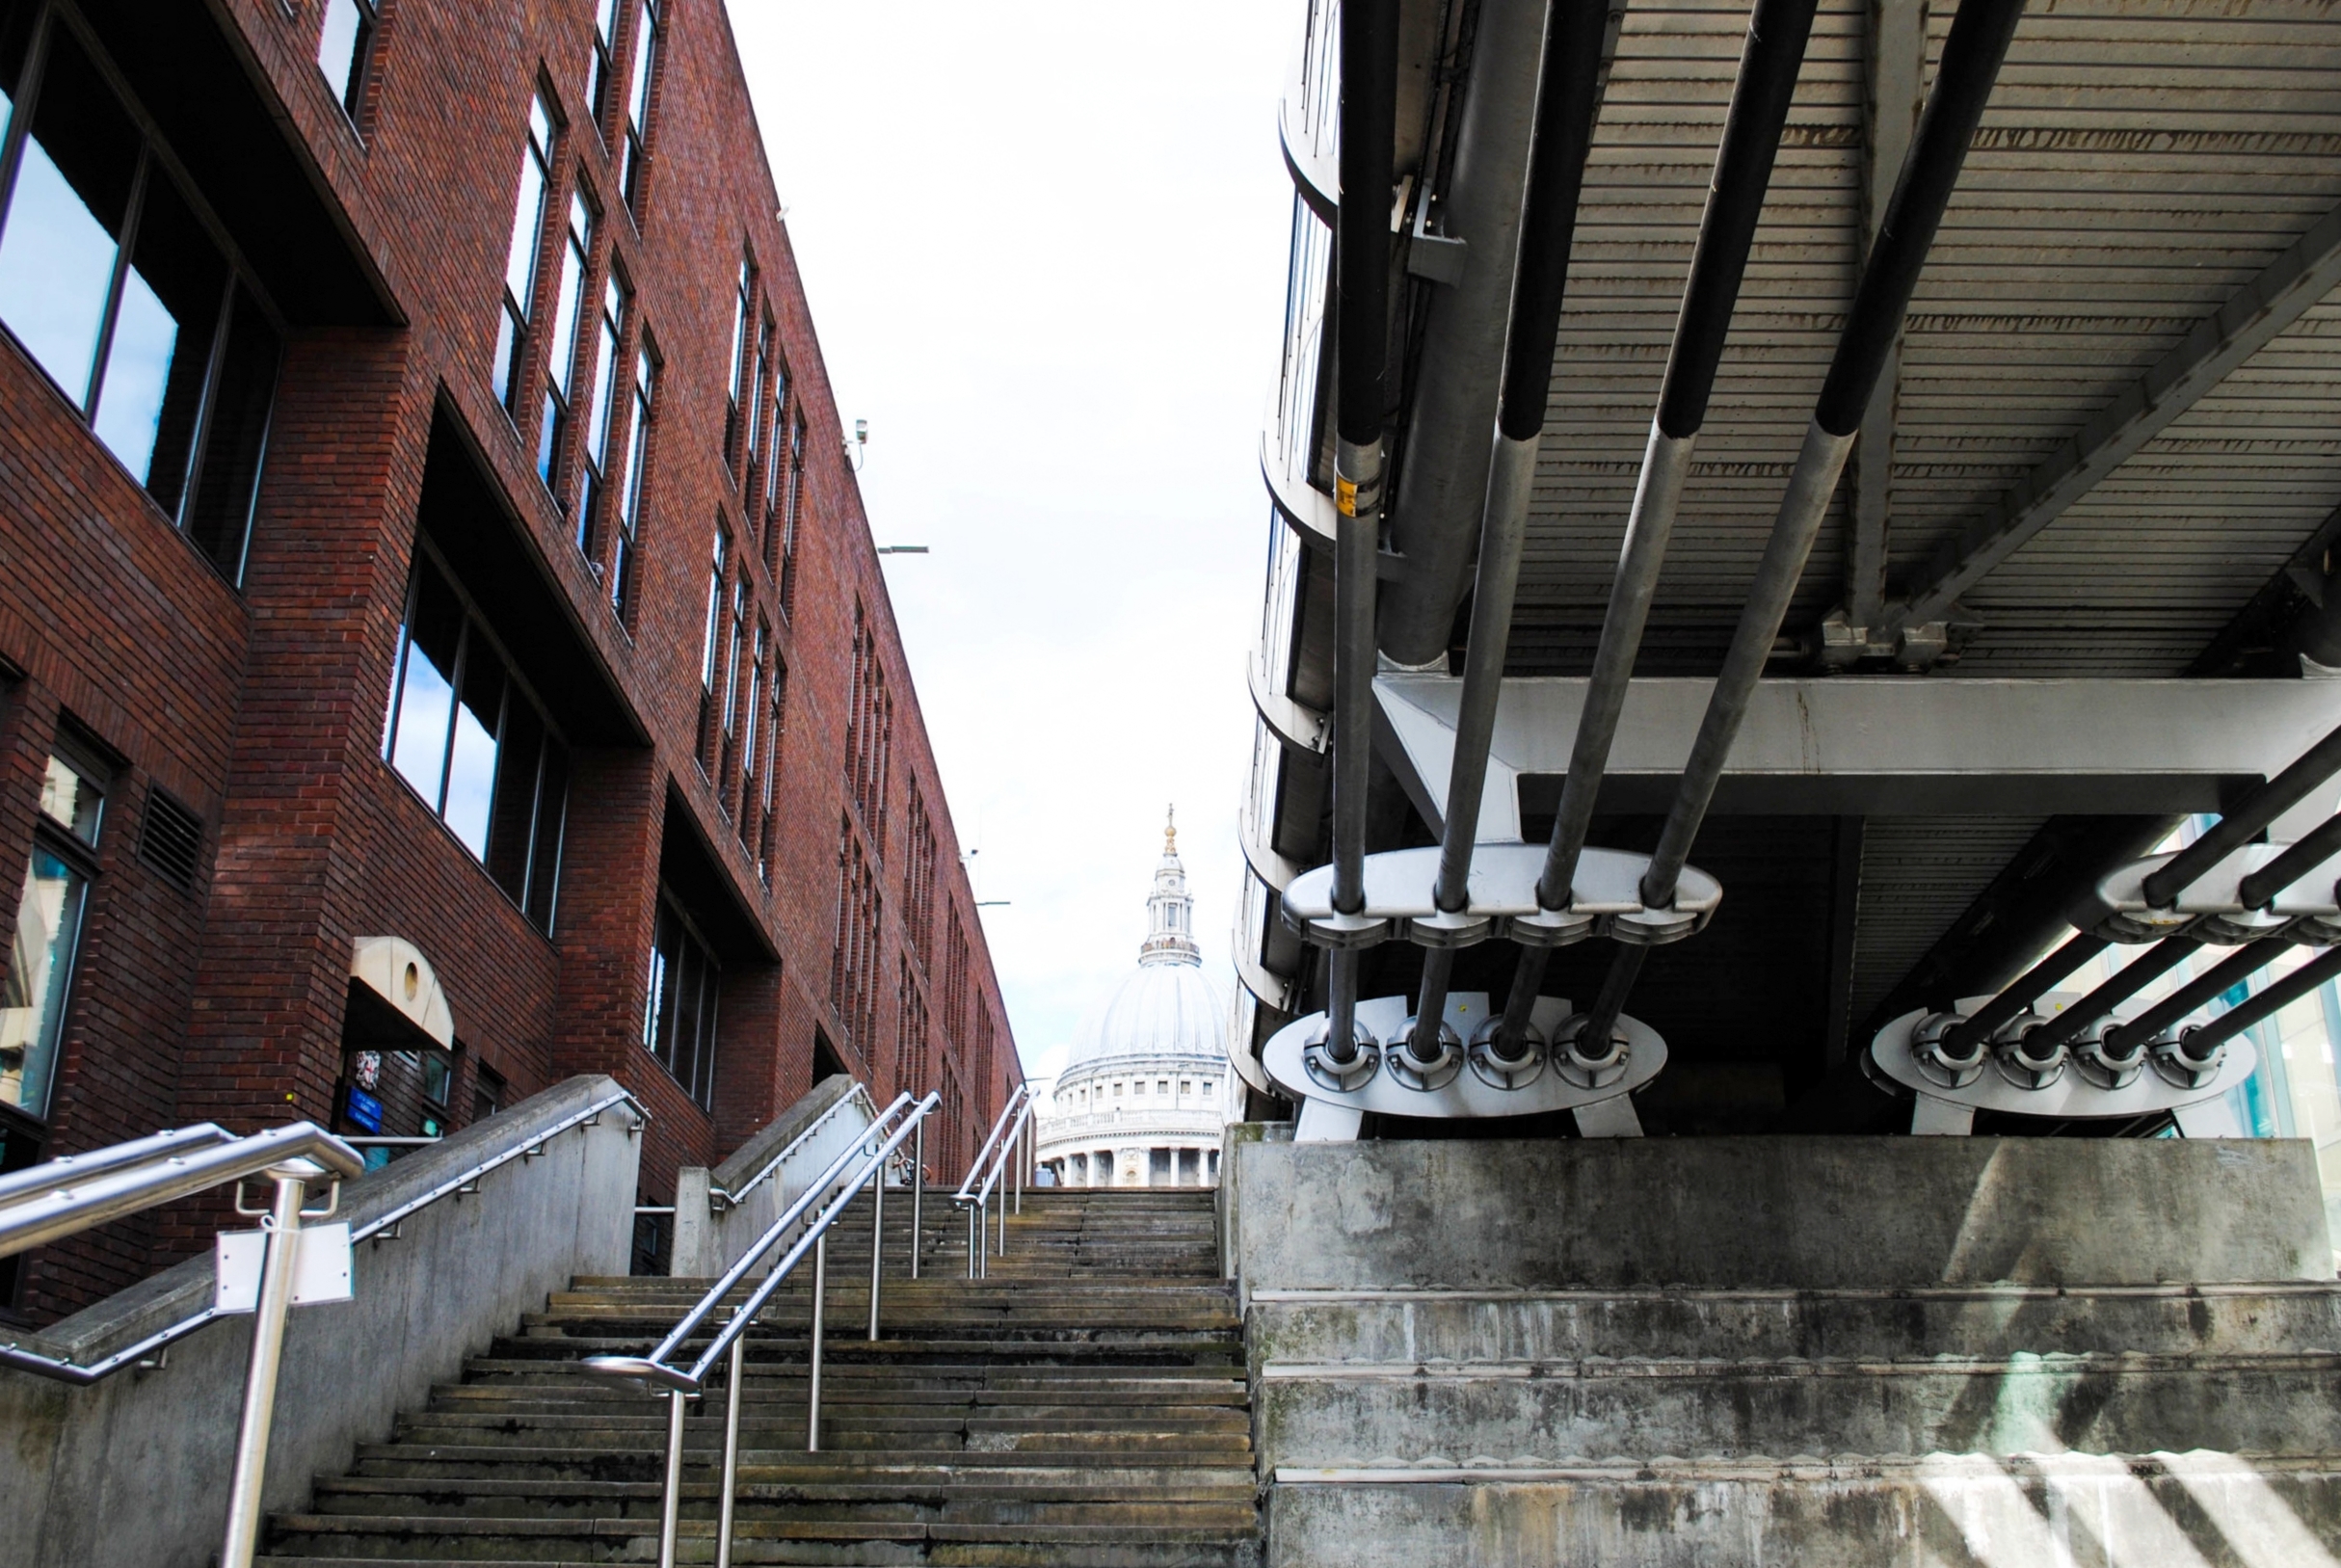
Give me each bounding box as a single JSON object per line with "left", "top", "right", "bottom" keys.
{"left": 212, "top": 1224, "right": 355, "bottom": 1313}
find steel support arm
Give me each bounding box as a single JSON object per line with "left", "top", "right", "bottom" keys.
{"left": 2141, "top": 719, "right": 2341, "bottom": 908}
{"left": 2178, "top": 945, "right": 2341, "bottom": 1055}
{"left": 1413, "top": 0, "right": 1609, "bottom": 1059}
{"left": 1643, "top": 0, "right": 2028, "bottom": 910}
{"left": 1328, "top": 0, "right": 1399, "bottom": 1057}
{"left": 1497, "top": 0, "right": 1825, "bottom": 1044}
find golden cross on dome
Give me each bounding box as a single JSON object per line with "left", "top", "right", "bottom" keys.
{"left": 1164, "top": 804, "right": 1177, "bottom": 854}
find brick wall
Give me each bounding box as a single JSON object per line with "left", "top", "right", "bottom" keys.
{"left": 0, "top": 0, "right": 1019, "bottom": 1320}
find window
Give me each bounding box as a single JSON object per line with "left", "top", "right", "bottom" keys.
{"left": 737, "top": 620, "right": 764, "bottom": 846}
{"left": 830, "top": 815, "right": 881, "bottom": 1053}
{"left": 779, "top": 412, "right": 805, "bottom": 614}
{"left": 744, "top": 316, "right": 770, "bottom": 489}
{"left": 844, "top": 605, "right": 891, "bottom": 841}
{"left": 620, "top": 0, "right": 658, "bottom": 214}
{"left": 574, "top": 269, "right": 625, "bottom": 553}
{"left": 723, "top": 255, "right": 751, "bottom": 464}
{"left": 588, "top": 0, "right": 621, "bottom": 127}
{"left": 382, "top": 551, "right": 570, "bottom": 934}
{"left": 537, "top": 188, "right": 593, "bottom": 486}
{"left": 643, "top": 894, "right": 717, "bottom": 1108}
{"left": 0, "top": 8, "right": 281, "bottom": 583}
{"left": 892, "top": 956, "right": 927, "bottom": 1097}
{"left": 760, "top": 352, "right": 789, "bottom": 564}
{"left": 611, "top": 337, "right": 654, "bottom": 619}
{"left": 1, "top": 742, "right": 106, "bottom": 1122}
{"left": 317, "top": 0, "right": 380, "bottom": 120}
{"left": 718, "top": 568, "right": 747, "bottom": 794}
{"left": 494, "top": 91, "right": 556, "bottom": 410}
{"left": 697, "top": 524, "right": 726, "bottom": 759}
{"left": 757, "top": 657, "right": 785, "bottom": 883}
{"left": 420, "top": 1050, "right": 452, "bottom": 1108}
{"left": 902, "top": 784, "right": 937, "bottom": 957}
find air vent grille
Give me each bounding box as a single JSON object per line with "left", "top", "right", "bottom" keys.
{"left": 138, "top": 786, "right": 205, "bottom": 892}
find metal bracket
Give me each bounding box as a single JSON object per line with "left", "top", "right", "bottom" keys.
{"left": 1281, "top": 844, "right": 1721, "bottom": 951}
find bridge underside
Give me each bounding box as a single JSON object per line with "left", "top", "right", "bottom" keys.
{"left": 1240, "top": 0, "right": 2341, "bottom": 1140}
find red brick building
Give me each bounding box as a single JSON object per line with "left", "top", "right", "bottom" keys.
{"left": 0, "top": 0, "right": 1018, "bottom": 1320}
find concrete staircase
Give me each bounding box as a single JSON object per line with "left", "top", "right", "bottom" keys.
{"left": 257, "top": 1186, "right": 1260, "bottom": 1566}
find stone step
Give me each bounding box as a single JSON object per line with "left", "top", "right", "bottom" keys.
{"left": 1258, "top": 1350, "right": 2341, "bottom": 1467}
{"left": 389, "top": 1419, "right": 1254, "bottom": 1457}
{"left": 442, "top": 1375, "right": 1247, "bottom": 1403}
{"left": 264, "top": 1512, "right": 1261, "bottom": 1565}
{"left": 306, "top": 1476, "right": 1258, "bottom": 1528}
{"left": 350, "top": 1448, "right": 1256, "bottom": 1486}
{"left": 1248, "top": 1283, "right": 2341, "bottom": 1366}
{"left": 1264, "top": 1452, "right": 2341, "bottom": 1568}
{"left": 487, "top": 1338, "right": 1243, "bottom": 1366}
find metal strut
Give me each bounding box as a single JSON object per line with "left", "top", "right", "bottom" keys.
{"left": 1410, "top": 0, "right": 1609, "bottom": 1063}
{"left": 1498, "top": 0, "right": 1831, "bottom": 1047}
{"left": 1326, "top": 0, "right": 1398, "bottom": 1061}
{"left": 1591, "top": 0, "right": 2030, "bottom": 1038}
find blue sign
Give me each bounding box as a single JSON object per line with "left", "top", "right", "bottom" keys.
{"left": 344, "top": 1085, "right": 385, "bottom": 1133}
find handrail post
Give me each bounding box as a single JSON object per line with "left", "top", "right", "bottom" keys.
{"left": 655, "top": 1388, "right": 687, "bottom": 1568}
{"left": 909, "top": 1120, "right": 924, "bottom": 1280}
{"left": 866, "top": 1162, "right": 885, "bottom": 1342}
{"left": 808, "top": 1233, "right": 827, "bottom": 1451}
{"left": 965, "top": 1202, "right": 976, "bottom": 1281}
{"left": 716, "top": 1329, "right": 745, "bottom": 1568}
{"left": 219, "top": 1162, "right": 316, "bottom": 1568}
{"left": 1013, "top": 1116, "right": 1023, "bottom": 1216}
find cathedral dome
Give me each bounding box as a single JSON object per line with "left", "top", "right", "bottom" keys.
{"left": 1062, "top": 811, "right": 1225, "bottom": 1075}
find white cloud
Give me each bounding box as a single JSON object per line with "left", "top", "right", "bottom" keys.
{"left": 732, "top": 1, "right": 1293, "bottom": 1078}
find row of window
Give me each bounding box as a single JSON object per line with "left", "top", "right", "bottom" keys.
{"left": 1066, "top": 1076, "right": 1222, "bottom": 1108}
{"left": 0, "top": 1, "right": 280, "bottom": 584}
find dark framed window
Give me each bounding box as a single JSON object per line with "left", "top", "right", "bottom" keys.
{"left": 722, "top": 253, "right": 751, "bottom": 464}
{"left": 587, "top": 0, "right": 621, "bottom": 128}
{"left": 737, "top": 619, "right": 764, "bottom": 848}
{"left": 574, "top": 267, "right": 626, "bottom": 555}
{"left": 643, "top": 893, "right": 717, "bottom": 1108}
{"left": 717, "top": 565, "right": 746, "bottom": 798}
{"left": 610, "top": 335, "right": 654, "bottom": 621}
{"left": 757, "top": 657, "right": 785, "bottom": 884}
{"left": 0, "top": 2, "right": 282, "bottom": 584}
{"left": 493, "top": 89, "right": 556, "bottom": 410}
{"left": 1, "top": 735, "right": 107, "bottom": 1123}
{"left": 744, "top": 313, "right": 770, "bottom": 498}
{"left": 759, "top": 354, "right": 789, "bottom": 568}
{"left": 537, "top": 186, "right": 594, "bottom": 487}
{"left": 620, "top": 0, "right": 658, "bottom": 214}
{"left": 697, "top": 523, "right": 727, "bottom": 761}
{"left": 779, "top": 412, "right": 805, "bottom": 616}
{"left": 381, "top": 548, "right": 570, "bottom": 935}
{"left": 316, "top": 0, "right": 380, "bottom": 121}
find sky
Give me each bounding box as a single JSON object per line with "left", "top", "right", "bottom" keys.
{"left": 731, "top": 2, "right": 1297, "bottom": 1080}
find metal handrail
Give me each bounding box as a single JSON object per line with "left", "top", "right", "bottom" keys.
{"left": 580, "top": 1091, "right": 940, "bottom": 1568}
{"left": 0, "top": 1121, "right": 363, "bottom": 1259}
{"left": 952, "top": 1084, "right": 1036, "bottom": 1280}
{"left": 0, "top": 1086, "right": 648, "bottom": 1385}
{"left": 0, "top": 1119, "right": 362, "bottom": 1568}
{"left": 0, "top": 1122, "right": 235, "bottom": 1208}
{"left": 708, "top": 1079, "right": 880, "bottom": 1210}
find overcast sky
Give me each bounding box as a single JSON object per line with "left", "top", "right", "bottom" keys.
{"left": 732, "top": 2, "right": 1296, "bottom": 1080}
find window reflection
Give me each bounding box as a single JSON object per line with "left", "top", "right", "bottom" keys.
{"left": 383, "top": 553, "right": 571, "bottom": 934}
{"left": 644, "top": 895, "right": 718, "bottom": 1107}
{"left": 0, "top": 10, "right": 280, "bottom": 580}
{"left": 2, "top": 742, "right": 106, "bottom": 1123}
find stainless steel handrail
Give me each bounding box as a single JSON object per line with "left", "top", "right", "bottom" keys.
{"left": 579, "top": 1091, "right": 940, "bottom": 1568}
{"left": 0, "top": 1120, "right": 363, "bottom": 1568}
{"left": 951, "top": 1084, "right": 1035, "bottom": 1280}
{"left": 0, "top": 1122, "right": 235, "bottom": 1207}
{"left": 0, "top": 1086, "right": 648, "bottom": 1385}
{"left": 709, "top": 1080, "right": 880, "bottom": 1210}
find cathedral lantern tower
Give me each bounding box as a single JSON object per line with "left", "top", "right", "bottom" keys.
{"left": 1034, "top": 810, "right": 1234, "bottom": 1187}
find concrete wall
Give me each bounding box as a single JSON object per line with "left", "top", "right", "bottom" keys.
{"left": 1229, "top": 1134, "right": 2332, "bottom": 1290}
{"left": 671, "top": 1075, "right": 875, "bottom": 1278}
{"left": 0, "top": 1075, "right": 640, "bottom": 1568}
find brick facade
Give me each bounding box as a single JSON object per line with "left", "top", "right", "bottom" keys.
{"left": 0, "top": 0, "right": 1018, "bottom": 1321}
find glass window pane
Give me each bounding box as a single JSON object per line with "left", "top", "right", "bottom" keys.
{"left": 585, "top": 279, "right": 620, "bottom": 466}
{"left": 94, "top": 174, "right": 225, "bottom": 503}
{"left": 527, "top": 736, "right": 569, "bottom": 933}
{"left": 443, "top": 630, "right": 506, "bottom": 859}
{"left": 183, "top": 285, "right": 279, "bottom": 580}
{"left": 1, "top": 846, "right": 89, "bottom": 1120}
{"left": 0, "top": 32, "right": 140, "bottom": 405}
{"left": 317, "top": 0, "right": 372, "bottom": 115}
{"left": 504, "top": 99, "right": 551, "bottom": 310}
{"left": 485, "top": 693, "right": 543, "bottom": 902}
{"left": 546, "top": 196, "right": 589, "bottom": 399}
{"left": 39, "top": 755, "right": 102, "bottom": 845}
{"left": 389, "top": 559, "right": 464, "bottom": 806}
